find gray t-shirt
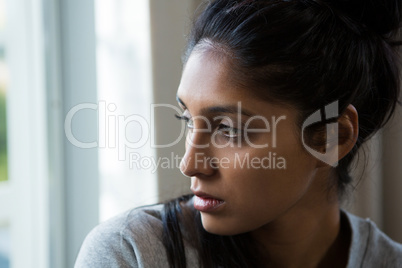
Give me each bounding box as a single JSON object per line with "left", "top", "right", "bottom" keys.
{"left": 75, "top": 202, "right": 402, "bottom": 267}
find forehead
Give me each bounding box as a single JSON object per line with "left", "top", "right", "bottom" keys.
{"left": 177, "top": 51, "right": 296, "bottom": 118}
{"left": 177, "top": 51, "right": 234, "bottom": 104}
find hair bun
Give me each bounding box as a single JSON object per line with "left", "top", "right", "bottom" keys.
{"left": 330, "top": 0, "right": 402, "bottom": 36}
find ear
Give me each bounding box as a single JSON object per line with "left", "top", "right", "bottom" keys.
{"left": 316, "top": 104, "right": 359, "bottom": 167}
{"left": 337, "top": 104, "right": 359, "bottom": 160}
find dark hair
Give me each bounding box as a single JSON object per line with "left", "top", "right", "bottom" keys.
{"left": 163, "top": 0, "right": 402, "bottom": 267}
{"left": 162, "top": 194, "right": 263, "bottom": 268}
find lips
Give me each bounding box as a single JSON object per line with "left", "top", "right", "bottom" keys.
{"left": 192, "top": 190, "right": 222, "bottom": 200}
{"left": 192, "top": 190, "right": 225, "bottom": 212}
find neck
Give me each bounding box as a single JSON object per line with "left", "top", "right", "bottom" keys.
{"left": 251, "top": 173, "right": 350, "bottom": 268}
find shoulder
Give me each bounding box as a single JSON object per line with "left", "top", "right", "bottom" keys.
{"left": 75, "top": 204, "right": 167, "bottom": 268}
{"left": 344, "top": 210, "right": 402, "bottom": 268}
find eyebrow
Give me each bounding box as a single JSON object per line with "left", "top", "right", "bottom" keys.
{"left": 176, "top": 96, "right": 254, "bottom": 117}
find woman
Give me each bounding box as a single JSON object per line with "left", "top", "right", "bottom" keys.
{"left": 75, "top": 0, "right": 402, "bottom": 267}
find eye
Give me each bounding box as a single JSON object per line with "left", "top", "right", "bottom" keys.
{"left": 175, "top": 114, "right": 194, "bottom": 129}
{"left": 217, "top": 124, "right": 240, "bottom": 138}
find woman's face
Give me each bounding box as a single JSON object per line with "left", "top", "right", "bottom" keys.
{"left": 177, "top": 50, "right": 321, "bottom": 235}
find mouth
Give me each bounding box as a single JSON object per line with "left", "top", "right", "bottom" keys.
{"left": 191, "top": 190, "right": 225, "bottom": 212}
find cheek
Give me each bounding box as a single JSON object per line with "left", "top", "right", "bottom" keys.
{"left": 199, "top": 123, "right": 318, "bottom": 233}
{"left": 226, "top": 166, "right": 314, "bottom": 209}
{"left": 201, "top": 149, "right": 316, "bottom": 235}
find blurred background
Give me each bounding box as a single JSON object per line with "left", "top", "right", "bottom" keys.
{"left": 0, "top": 0, "right": 401, "bottom": 267}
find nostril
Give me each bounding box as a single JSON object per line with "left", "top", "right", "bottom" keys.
{"left": 180, "top": 170, "right": 191, "bottom": 178}
{"left": 180, "top": 168, "right": 190, "bottom": 178}
{"left": 179, "top": 156, "right": 191, "bottom": 177}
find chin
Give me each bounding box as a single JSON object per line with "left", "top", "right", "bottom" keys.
{"left": 200, "top": 213, "right": 247, "bottom": 236}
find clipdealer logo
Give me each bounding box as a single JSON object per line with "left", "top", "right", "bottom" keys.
{"left": 301, "top": 101, "right": 339, "bottom": 167}
{"left": 64, "top": 101, "right": 186, "bottom": 161}
{"left": 64, "top": 100, "right": 340, "bottom": 169}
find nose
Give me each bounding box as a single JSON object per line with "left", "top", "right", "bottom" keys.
{"left": 180, "top": 130, "right": 216, "bottom": 178}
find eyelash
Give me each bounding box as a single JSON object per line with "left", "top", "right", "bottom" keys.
{"left": 175, "top": 114, "right": 194, "bottom": 128}
{"left": 174, "top": 114, "right": 241, "bottom": 140}
{"left": 217, "top": 124, "right": 241, "bottom": 139}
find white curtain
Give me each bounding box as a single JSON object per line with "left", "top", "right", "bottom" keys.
{"left": 346, "top": 103, "right": 402, "bottom": 243}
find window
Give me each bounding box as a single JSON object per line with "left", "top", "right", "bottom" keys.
{"left": 0, "top": 0, "right": 8, "bottom": 183}
{"left": 0, "top": 0, "right": 10, "bottom": 267}
{"left": 95, "top": 0, "right": 156, "bottom": 222}
{"left": 0, "top": 226, "right": 9, "bottom": 268}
